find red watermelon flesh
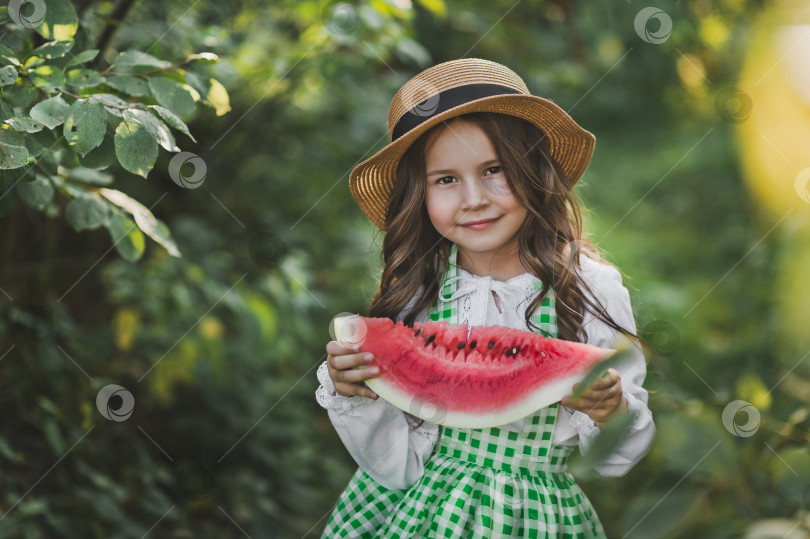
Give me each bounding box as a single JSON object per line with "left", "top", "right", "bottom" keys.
{"left": 334, "top": 315, "right": 617, "bottom": 429}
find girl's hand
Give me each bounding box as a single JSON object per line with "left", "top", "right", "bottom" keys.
{"left": 325, "top": 340, "right": 380, "bottom": 400}
{"left": 560, "top": 368, "right": 629, "bottom": 428}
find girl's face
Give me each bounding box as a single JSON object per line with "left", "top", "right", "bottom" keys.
{"left": 424, "top": 119, "right": 527, "bottom": 271}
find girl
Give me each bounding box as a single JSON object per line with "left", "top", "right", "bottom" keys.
{"left": 315, "top": 58, "right": 656, "bottom": 538}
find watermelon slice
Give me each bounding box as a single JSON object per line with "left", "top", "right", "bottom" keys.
{"left": 333, "top": 315, "right": 619, "bottom": 429}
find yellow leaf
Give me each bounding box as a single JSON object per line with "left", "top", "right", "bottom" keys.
{"left": 199, "top": 315, "right": 224, "bottom": 340}
{"left": 207, "top": 78, "right": 230, "bottom": 116}
{"left": 113, "top": 308, "right": 140, "bottom": 352}
{"left": 736, "top": 373, "right": 772, "bottom": 411}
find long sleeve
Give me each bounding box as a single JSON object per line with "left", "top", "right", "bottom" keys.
{"left": 315, "top": 287, "right": 438, "bottom": 491}
{"left": 556, "top": 258, "right": 656, "bottom": 477}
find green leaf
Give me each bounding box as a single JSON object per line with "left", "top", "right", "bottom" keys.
{"left": 29, "top": 65, "right": 66, "bottom": 89}
{"left": 30, "top": 96, "right": 70, "bottom": 129}
{"left": 184, "top": 70, "right": 209, "bottom": 97}
{"left": 148, "top": 77, "right": 197, "bottom": 117}
{"left": 29, "top": 40, "right": 74, "bottom": 60}
{"left": 111, "top": 50, "right": 172, "bottom": 72}
{"left": 569, "top": 346, "right": 635, "bottom": 401}
{"left": 104, "top": 75, "right": 150, "bottom": 96}
{"left": 24, "top": 55, "right": 46, "bottom": 69}
{"left": 87, "top": 93, "right": 129, "bottom": 116}
{"left": 0, "top": 44, "right": 17, "bottom": 65}
{"left": 25, "top": 129, "right": 59, "bottom": 158}
{"left": 100, "top": 188, "right": 181, "bottom": 257}
{"left": 0, "top": 436, "right": 21, "bottom": 462}
{"left": 122, "top": 109, "right": 179, "bottom": 152}
{"left": 655, "top": 410, "right": 737, "bottom": 480}
{"left": 107, "top": 211, "right": 145, "bottom": 262}
{"left": 63, "top": 99, "right": 106, "bottom": 156}
{"left": 0, "top": 127, "right": 29, "bottom": 169}
{"left": 0, "top": 65, "right": 18, "bottom": 86}
{"left": 5, "top": 116, "right": 44, "bottom": 133}
{"left": 3, "top": 84, "right": 35, "bottom": 107}
{"left": 42, "top": 418, "right": 65, "bottom": 455}
{"left": 65, "top": 192, "right": 109, "bottom": 231}
{"left": 772, "top": 447, "right": 810, "bottom": 504}
{"left": 17, "top": 174, "right": 53, "bottom": 208}
{"left": 0, "top": 102, "right": 13, "bottom": 123}
{"left": 621, "top": 488, "right": 706, "bottom": 539}
{"left": 149, "top": 105, "right": 196, "bottom": 142}
{"left": 206, "top": 78, "right": 230, "bottom": 116}
{"left": 36, "top": 0, "right": 78, "bottom": 41}
{"left": 77, "top": 134, "right": 114, "bottom": 169}
{"left": 66, "top": 49, "right": 99, "bottom": 66}
{"left": 69, "top": 166, "right": 113, "bottom": 185}
{"left": 114, "top": 114, "right": 157, "bottom": 178}
{"left": 66, "top": 68, "right": 104, "bottom": 89}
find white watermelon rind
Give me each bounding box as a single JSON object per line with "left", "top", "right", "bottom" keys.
{"left": 365, "top": 372, "right": 589, "bottom": 429}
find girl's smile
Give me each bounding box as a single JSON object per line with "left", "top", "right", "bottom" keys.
{"left": 460, "top": 216, "right": 500, "bottom": 229}
{"left": 424, "top": 119, "right": 528, "bottom": 280}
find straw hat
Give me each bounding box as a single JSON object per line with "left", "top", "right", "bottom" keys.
{"left": 349, "top": 58, "right": 596, "bottom": 231}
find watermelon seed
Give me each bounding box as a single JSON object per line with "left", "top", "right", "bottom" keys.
{"left": 426, "top": 334, "right": 435, "bottom": 346}
{"left": 415, "top": 328, "right": 423, "bottom": 336}
{"left": 505, "top": 348, "right": 512, "bottom": 357}
{"left": 469, "top": 341, "right": 476, "bottom": 349}
{"left": 456, "top": 342, "right": 465, "bottom": 350}
{"left": 488, "top": 340, "right": 495, "bottom": 350}
{"left": 540, "top": 351, "right": 547, "bottom": 358}
{"left": 510, "top": 373, "right": 515, "bottom": 379}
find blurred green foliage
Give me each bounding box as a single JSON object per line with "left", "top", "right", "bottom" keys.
{"left": 1, "top": 1, "right": 809, "bottom": 538}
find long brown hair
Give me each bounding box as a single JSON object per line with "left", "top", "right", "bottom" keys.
{"left": 367, "top": 111, "right": 647, "bottom": 430}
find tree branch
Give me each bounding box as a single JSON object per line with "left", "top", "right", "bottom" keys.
{"left": 92, "top": 0, "right": 139, "bottom": 67}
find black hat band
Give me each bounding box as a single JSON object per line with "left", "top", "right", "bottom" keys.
{"left": 391, "top": 83, "right": 522, "bottom": 142}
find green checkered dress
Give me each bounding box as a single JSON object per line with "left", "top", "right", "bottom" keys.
{"left": 321, "top": 244, "right": 607, "bottom": 538}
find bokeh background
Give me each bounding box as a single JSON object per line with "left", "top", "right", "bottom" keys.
{"left": 1, "top": 0, "right": 809, "bottom": 537}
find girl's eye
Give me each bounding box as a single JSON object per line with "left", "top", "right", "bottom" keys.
{"left": 435, "top": 166, "right": 501, "bottom": 185}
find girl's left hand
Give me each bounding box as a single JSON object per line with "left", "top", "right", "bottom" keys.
{"left": 560, "top": 368, "right": 629, "bottom": 428}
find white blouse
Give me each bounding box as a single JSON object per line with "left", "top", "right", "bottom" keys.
{"left": 315, "top": 253, "right": 656, "bottom": 490}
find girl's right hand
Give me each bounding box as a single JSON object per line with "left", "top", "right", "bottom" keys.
{"left": 325, "top": 340, "right": 380, "bottom": 400}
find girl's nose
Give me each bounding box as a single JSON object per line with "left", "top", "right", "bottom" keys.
{"left": 460, "top": 177, "right": 490, "bottom": 209}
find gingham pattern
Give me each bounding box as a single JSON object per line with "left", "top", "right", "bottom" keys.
{"left": 321, "top": 244, "right": 607, "bottom": 538}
